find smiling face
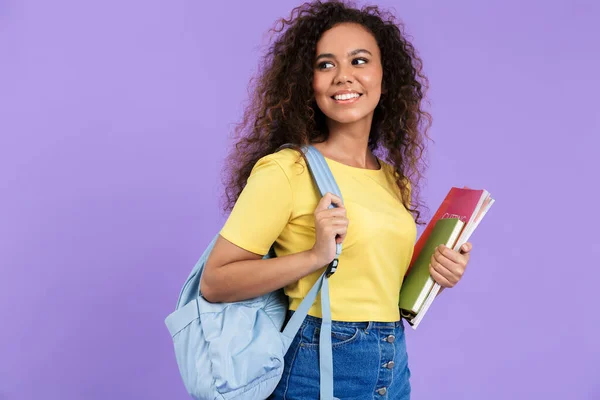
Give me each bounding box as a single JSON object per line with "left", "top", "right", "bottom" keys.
{"left": 313, "top": 22, "right": 383, "bottom": 127}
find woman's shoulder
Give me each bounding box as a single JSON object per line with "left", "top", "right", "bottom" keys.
{"left": 376, "top": 158, "right": 412, "bottom": 197}
{"left": 265, "top": 147, "right": 305, "bottom": 164}
{"left": 376, "top": 157, "right": 399, "bottom": 180}
{"left": 253, "top": 147, "right": 308, "bottom": 177}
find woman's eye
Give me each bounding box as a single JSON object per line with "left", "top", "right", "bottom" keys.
{"left": 318, "top": 61, "right": 334, "bottom": 70}
{"left": 353, "top": 58, "right": 368, "bottom": 65}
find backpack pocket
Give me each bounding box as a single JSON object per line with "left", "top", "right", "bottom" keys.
{"left": 166, "top": 300, "right": 217, "bottom": 399}
{"left": 197, "top": 291, "right": 288, "bottom": 399}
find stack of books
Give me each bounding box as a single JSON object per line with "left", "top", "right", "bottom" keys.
{"left": 399, "top": 187, "right": 495, "bottom": 329}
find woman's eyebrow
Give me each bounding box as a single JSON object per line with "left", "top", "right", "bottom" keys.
{"left": 315, "top": 48, "right": 373, "bottom": 61}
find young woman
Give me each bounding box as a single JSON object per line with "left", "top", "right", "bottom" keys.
{"left": 200, "top": 1, "right": 473, "bottom": 398}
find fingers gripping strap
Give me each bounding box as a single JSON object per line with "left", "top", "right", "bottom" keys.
{"left": 303, "top": 146, "right": 343, "bottom": 258}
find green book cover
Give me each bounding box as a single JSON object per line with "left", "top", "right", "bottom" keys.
{"left": 399, "top": 218, "right": 464, "bottom": 318}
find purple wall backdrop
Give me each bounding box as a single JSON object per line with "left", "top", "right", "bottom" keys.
{"left": 1, "top": 0, "right": 599, "bottom": 399}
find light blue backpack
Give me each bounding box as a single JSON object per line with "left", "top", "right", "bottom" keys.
{"left": 164, "top": 145, "right": 343, "bottom": 400}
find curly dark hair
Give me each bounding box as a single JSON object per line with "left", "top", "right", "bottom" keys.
{"left": 221, "top": 0, "right": 432, "bottom": 224}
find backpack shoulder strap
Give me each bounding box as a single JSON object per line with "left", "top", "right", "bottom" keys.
{"left": 280, "top": 144, "right": 342, "bottom": 400}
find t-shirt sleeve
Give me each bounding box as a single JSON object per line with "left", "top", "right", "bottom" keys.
{"left": 219, "top": 156, "right": 293, "bottom": 255}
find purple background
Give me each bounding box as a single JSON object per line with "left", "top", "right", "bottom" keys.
{"left": 1, "top": 0, "right": 598, "bottom": 399}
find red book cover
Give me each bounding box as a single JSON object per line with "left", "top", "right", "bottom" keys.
{"left": 407, "top": 187, "right": 486, "bottom": 273}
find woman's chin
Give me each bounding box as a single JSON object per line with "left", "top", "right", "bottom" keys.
{"left": 324, "top": 111, "right": 373, "bottom": 126}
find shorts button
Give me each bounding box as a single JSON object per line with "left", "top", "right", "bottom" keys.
{"left": 383, "top": 361, "right": 395, "bottom": 369}
{"left": 377, "top": 387, "right": 387, "bottom": 395}
{"left": 386, "top": 335, "right": 395, "bottom": 343}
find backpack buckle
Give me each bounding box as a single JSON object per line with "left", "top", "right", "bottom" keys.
{"left": 325, "top": 258, "right": 339, "bottom": 278}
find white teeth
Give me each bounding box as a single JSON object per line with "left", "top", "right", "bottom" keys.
{"left": 334, "top": 93, "right": 360, "bottom": 100}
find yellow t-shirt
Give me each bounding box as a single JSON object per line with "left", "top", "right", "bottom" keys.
{"left": 220, "top": 148, "right": 417, "bottom": 322}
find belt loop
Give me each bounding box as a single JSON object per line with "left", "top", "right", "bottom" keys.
{"left": 365, "top": 321, "right": 372, "bottom": 334}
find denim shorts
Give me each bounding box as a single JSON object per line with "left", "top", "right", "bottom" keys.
{"left": 269, "top": 313, "right": 411, "bottom": 400}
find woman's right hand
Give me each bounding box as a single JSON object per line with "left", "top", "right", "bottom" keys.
{"left": 309, "top": 192, "right": 349, "bottom": 269}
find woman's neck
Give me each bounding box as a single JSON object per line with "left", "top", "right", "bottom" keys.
{"left": 313, "top": 117, "right": 379, "bottom": 170}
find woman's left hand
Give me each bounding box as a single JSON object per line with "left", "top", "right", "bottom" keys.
{"left": 429, "top": 242, "right": 472, "bottom": 288}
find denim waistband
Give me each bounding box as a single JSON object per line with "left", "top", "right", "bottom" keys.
{"left": 289, "top": 311, "right": 403, "bottom": 330}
